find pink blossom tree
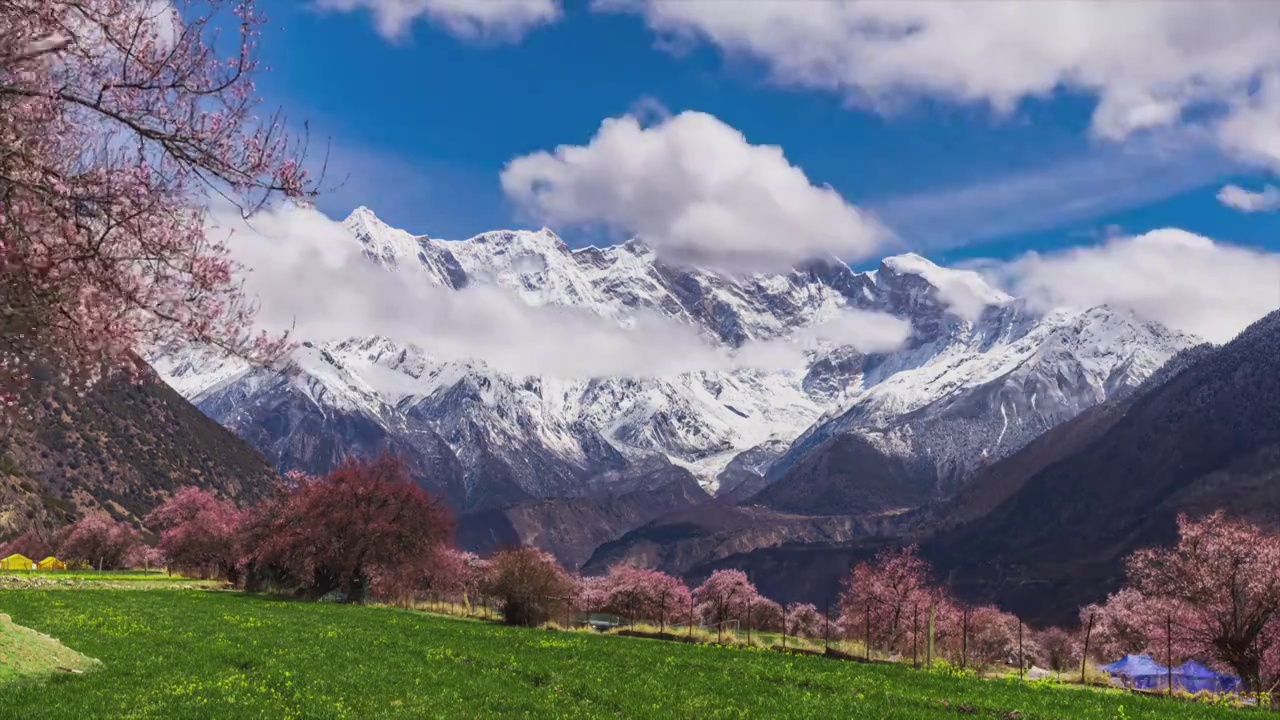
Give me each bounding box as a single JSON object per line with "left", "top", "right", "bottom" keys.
{"left": 751, "top": 597, "right": 785, "bottom": 633}
{"left": 837, "top": 545, "right": 938, "bottom": 656}
{"left": 1125, "top": 512, "right": 1280, "bottom": 692}
{"left": 370, "top": 546, "right": 476, "bottom": 606}
{"left": 1080, "top": 587, "right": 1157, "bottom": 663}
{"left": 0, "top": 0, "right": 318, "bottom": 408}
{"left": 785, "top": 603, "right": 824, "bottom": 640}
{"left": 125, "top": 544, "right": 166, "bottom": 573}
{"left": 240, "top": 454, "right": 454, "bottom": 603}
{"left": 964, "top": 605, "right": 1026, "bottom": 670}
{"left": 1035, "top": 626, "right": 1082, "bottom": 673}
{"left": 692, "top": 570, "right": 769, "bottom": 634}
{"left": 574, "top": 574, "right": 612, "bottom": 613}
{"left": 145, "top": 486, "right": 243, "bottom": 580}
{"left": 0, "top": 528, "right": 54, "bottom": 560}
{"left": 57, "top": 514, "right": 140, "bottom": 569}
{"left": 597, "top": 565, "right": 692, "bottom": 627}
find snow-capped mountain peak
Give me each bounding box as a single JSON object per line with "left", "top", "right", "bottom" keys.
{"left": 159, "top": 206, "right": 1196, "bottom": 507}
{"left": 876, "top": 252, "right": 1012, "bottom": 322}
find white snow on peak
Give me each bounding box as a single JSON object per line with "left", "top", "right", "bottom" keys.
{"left": 880, "top": 252, "right": 1012, "bottom": 321}
{"left": 157, "top": 206, "right": 1199, "bottom": 494}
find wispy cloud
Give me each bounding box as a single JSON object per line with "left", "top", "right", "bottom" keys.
{"left": 870, "top": 131, "right": 1240, "bottom": 250}
{"left": 1217, "top": 183, "right": 1280, "bottom": 213}
{"left": 215, "top": 203, "right": 911, "bottom": 379}
{"left": 975, "top": 228, "right": 1280, "bottom": 344}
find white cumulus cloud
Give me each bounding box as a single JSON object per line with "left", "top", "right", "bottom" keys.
{"left": 977, "top": 229, "right": 1280, "bottom": 344}
{"left": 597, "top": 0, "right": 1280, "bottom": 170}
{"left": 315, "top": 0, "right": 561, "bottom": 42}
{"left": 499, "top": 110, "right": 890, "bottom": 272}
{"left": 212, "top": 203, "right": 909, "bottom": 379}
{"left": 1217, "top": 184, "right": 1280, "bottom": 213}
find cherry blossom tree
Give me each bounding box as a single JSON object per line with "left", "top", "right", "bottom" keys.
{"left": 574, "top": 574, "right": 612, "bottom": 613}
{"left": 145, "top": 486, "right": 242, "bottom": 580}
{"left": 1126, "top": 512, "right": 1280, "bottom": 692}
{"left": 963, "top": 605, "right": 1025, "bottom": 670}
{"left": 837, "top": 545, "right": 937, "bottom": 656}
{"left": 1035, "top": 626, "right": 1082, "bottom": 673}
{"left": 0, "top": 528, "right": 54, "bottom": 559}
{"left": 372, "top": 547, "right": 484, "bottom": 606}
{"left": 751, "top": 597, "right": 785, "bottom": 633}
{"left": 596, "top": 565, "right": 692, "bottom": 626}
{"left": 1080, "top": 587, "right": 1157, "bottom": 663}
{"left": 240, "top": 454, "right": 453, "bottom": 603}
{"left": 479, "top": 547, "right": 575, "bottom": 628}
{"left": 785, "top": 603, "right": 824, "bottom": 640}
{"left": 692, "top": 570, "right": 768, "bottom": 632}
{"left": 0, "top": 0, "right": 319, "bottom": 409}
{"left": 125, "top": 543, "right": 166, "bottom": 573}
{"left": 57, "top": 514, "right": 140, "bottom": 569}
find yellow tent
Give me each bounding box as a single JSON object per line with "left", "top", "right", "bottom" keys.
{"left": 36, "top": 557, "right": 66, "bottom": 571}
{"left": 1, "top": 553, "right": 33, "bottom": 570}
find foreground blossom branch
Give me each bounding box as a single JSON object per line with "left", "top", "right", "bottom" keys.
{"left": 0, "top": 0, "right": 320, "bottom": 409}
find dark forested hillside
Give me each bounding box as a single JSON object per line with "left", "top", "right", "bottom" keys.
{"left": 0, "top": 360, "right": 280, "bottom": 540}
{"left": 457, "top": 466, "right": 709, "bottom": 569}
{"left": 663, "top": 323, "right": 1280, "bottom": 624}
{"left": 926, "top": 312, "right": 1280, "bottom": 624}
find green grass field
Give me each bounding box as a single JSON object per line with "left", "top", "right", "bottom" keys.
{"left": 0, "top": 569, "right": 223, "bottom": 591}
{"left": 0, "top": 588, "right": 1259, "bottom": 720}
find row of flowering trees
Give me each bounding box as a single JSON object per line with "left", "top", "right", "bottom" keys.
{"left": 1083, "top": 512, "right": 1280, "bottom": 695}
{"left": 6, "top": 459, "right": 1277, "bottom": 697}
{"left": 834, "top": 513, "right": 1280, "bottom": 696}
{"left": 0, "top": 514, "right": 158, "bottom": 571}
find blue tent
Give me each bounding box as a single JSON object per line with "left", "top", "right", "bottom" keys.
{"left": 1099, "top": 654, "right": 1169, "bottom": 690}
{"left": 1175, "top": 660, "right": 1241, "bottom": 693}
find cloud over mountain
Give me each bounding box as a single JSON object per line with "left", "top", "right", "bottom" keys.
{"left": 978, "top": 229, "right": 1280, "bottom": 343}
{"left": 500, "top": 110, "right": 890, "bottom": 273}
{"left": 212, "top": 202, "right": 908, "bottom": 379}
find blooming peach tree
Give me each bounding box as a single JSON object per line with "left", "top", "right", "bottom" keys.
{"left": 0, "top": 0, "right": 318, "bottom": 408}
{"left": 1126, "top": 512, "right": 1280, "bottom": 692}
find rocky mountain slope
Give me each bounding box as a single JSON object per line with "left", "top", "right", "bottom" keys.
{"left": 157, "top": 208, "right": 1193, "bottom": 535}
{"left": 0, "top": 359, "right": 279, "bottom": 540}
{"left": 927, "top": 310, "right": 1280, "bottom": 624}
{"left": 675, "top": 313, "right": 1280, "bottom": 624}
{"left": 457, "top": 464, "right": 709, "bottom": 570}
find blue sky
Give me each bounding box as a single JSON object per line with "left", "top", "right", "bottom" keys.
{"left": 249, "top": 0, "right": 1280, "bottom": 267}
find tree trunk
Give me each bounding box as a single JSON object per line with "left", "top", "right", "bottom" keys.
{"left": 348, "top": 569, "right": 368, "bottom": 604}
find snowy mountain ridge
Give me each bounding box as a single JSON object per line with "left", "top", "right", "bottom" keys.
{"left": 157, "top": 208, "right": 1196, "bottom": 509}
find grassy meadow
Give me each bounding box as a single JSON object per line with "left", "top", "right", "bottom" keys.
{"left": 0, "top": 585, "right": 1260, "bottom": 719}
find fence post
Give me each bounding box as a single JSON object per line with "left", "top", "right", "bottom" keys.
{"left": 660, "top": 591, "right": 667, "bottom": 636}
{"left": 1166, "top": 614, "right": 1173, "bottom": 697}
{"left": 961, "top": 606, "right": 969, "bottom": 670}
{"left": 746, "top": 598, "right": 752, "bottom": 645}
{"left": 865, "top": 605, "right": 871, "bottom": 661}
{"left": 927, "top": 601, "right": 935, "bottom": 668}
{"left": 1018, "top": 620, "right": 1024, "bottom": 681}
{"left": 1080, "top": 612, "right": 1095, "bottom": 685}
{"left": 688, "top": 601, "right": 694, "bottom": 641}
{"left": 824, "top": 599, "right": 831, "bottom": 652}
{"left": 912, "top": 604, "right": 919, "bottom": 669}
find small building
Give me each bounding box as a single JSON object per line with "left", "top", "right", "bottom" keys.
{"left": 36, "top": 556, "right": 66, "bottom": 571}
{"left": 0, "top": 553, "right": 33, "bottom": 570}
